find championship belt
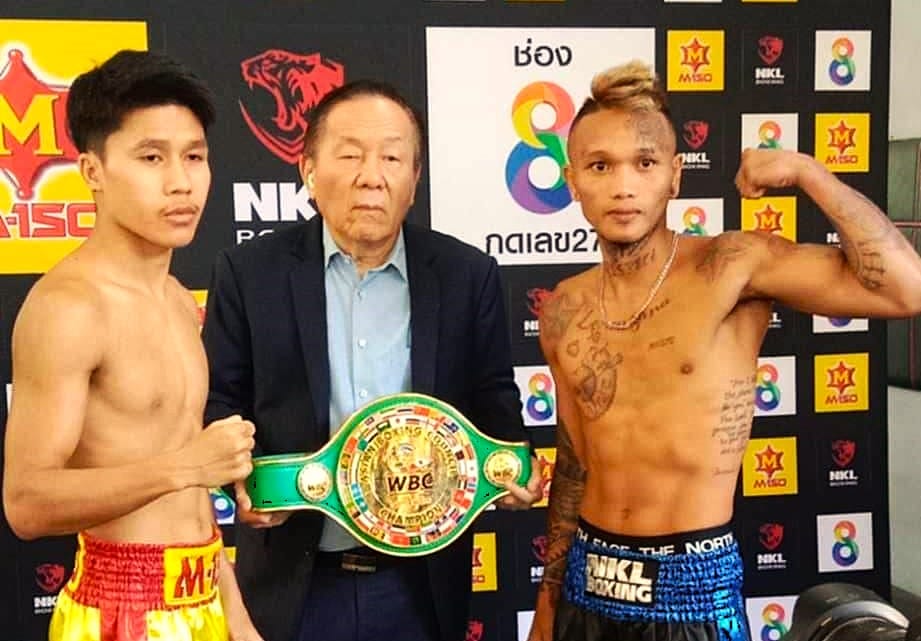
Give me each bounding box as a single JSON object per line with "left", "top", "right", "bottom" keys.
{"left": 245, "top": 393, "right": 531, "bottom": 556}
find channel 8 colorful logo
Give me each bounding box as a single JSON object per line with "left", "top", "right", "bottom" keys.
{"left": 755, "top": 364, "right": 781, "bottom": 411}
{"left": 832, "top": 520, "right": 860, "bottom": 566}
{"left": 682, "top": 206, "right": 707, "bottom": 235}
{"left": 829, "top": 37, "right": 855, "bottom": 86}
{"left": 505, "top": 82, "right": 574, "bottom": 214}
{"left": 760, "top": 603, "right": 789, "bottom": 641}
{"left": 210, "top": 488, "right": 236, "bottom": 525}
{"left": 758, "top": 121, "right": 782, "bottom": 149}
{"left": 526, "top": 372, "right": 555, "bottom": 421}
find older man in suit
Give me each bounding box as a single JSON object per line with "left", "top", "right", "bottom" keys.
{"left": 202, "top": 80, "right": 541, "bottom": 641}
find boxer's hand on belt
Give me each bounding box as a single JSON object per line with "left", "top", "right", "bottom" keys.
{"left": 497, "top": 455, "right": 543, "bottom": 510}
{"left": 183, "top": 415, "right": 255, "bottom": 488}
{"left": 234, "top": 480, "right": 293, "bottom": 528}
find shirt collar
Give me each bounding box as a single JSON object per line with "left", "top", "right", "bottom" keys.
{"left": 321, "top": 218, "right": 407, "bottom": 280}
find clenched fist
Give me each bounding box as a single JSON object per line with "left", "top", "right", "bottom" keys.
{"left": 734, "top": 148, "right": 815, "bottom": 199}
{"left": 181, "top": 415, "right": 256, "bottom": 488}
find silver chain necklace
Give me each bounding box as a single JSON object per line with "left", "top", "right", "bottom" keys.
{"left": 598, "top": 231, "right": 680, "bottom": 330}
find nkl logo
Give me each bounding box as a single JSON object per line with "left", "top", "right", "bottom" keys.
{"left": 234, "top": 49, "right": 343, "bottom": 241}
{"left": 524, "top": 287, "right": 553, "bottom": 336}
{"left": 530, "top": 535, "right": 548, "bottom": 583}
{"left": 757, "top": 523, "right": 787, "bottom": 569}
{"left": 680, "top": 120, "right": 711, "bottom": 168}
{"left": 0, "top": 48, "right": 94, "bottom": 240}
{"left": 233, "top": 181, "right": 315, "bottom": 224}
{"left": 829, "top": 439, "right": 859, "bottom": 486}
{"left": 755, "top": 36, "right": 785, "bottom": 84}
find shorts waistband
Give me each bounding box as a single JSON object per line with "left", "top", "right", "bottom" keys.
{"left": 565, "top": 521, "right": 744, "bottom": 624}
{"left": 576, "top": 518, "right": 735, "bottom": 556}
{"left": 65, "top": 530, "right": 223, "bottom": 610}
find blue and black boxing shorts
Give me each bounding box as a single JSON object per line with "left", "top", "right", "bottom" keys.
{"left": 555, "top": 519, "right": 749, "bottom": 641}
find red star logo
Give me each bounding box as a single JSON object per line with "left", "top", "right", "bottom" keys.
{"left": 826, "top": 361, "right": 856, "bottom": 395}
{"left": 754, "top": 445, "right": 784, "bottom": 479}
{"left": 680, "top": 38, "right": 711, "bottom": 74}
{"left": 827, "top": 120, "right": 857, "bottom": 155}
{"left": 754, "top": 204, "right": 783, "bottom": 233}
{"left": 0, "top": 49, "right": 78, "bottom": 199}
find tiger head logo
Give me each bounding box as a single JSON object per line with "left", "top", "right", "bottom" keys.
{"left": 239, "top": 49, "right": 344, "bottom": 163}
{"left": 682, "top": 120, "right": 710, "bottom": 151}
{"left": 758, "top": 36, "right": 784, "bottom": 66}
{"left": 831, "top": 439, "right": 856, "bottom": 468}
{"left": 759, "top": 523, "right": 784, "bottom": 551}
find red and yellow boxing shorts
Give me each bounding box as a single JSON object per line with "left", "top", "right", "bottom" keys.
{"left": 49, "top": 530, "right": 228, "bottom": 641}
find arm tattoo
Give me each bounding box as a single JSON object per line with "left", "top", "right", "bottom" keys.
{"left": 695, "top": 233, "right": 753, "bottom": 284}
{"left": 838, "top": 231, "right": 886, "bottom": 290}
{"left": 542, "top": 419, "right": 586, "bottom": 593}
{"left": 540, "top": 291, "right": 583, "bottom": 343}
{"left": 826, "top": 187, "right": 902, "bottom": 291}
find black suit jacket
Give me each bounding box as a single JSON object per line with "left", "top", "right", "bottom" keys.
{"left": 202, "top": 216, "right": 528, "bottom": 641}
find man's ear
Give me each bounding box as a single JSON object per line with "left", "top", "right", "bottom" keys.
{"left": 299, "top": 156, "right": 314, "bottom": 194}
{"left": 564, "top": 165, "right": 579, "bottom": 201}
{"left": 78, "top": 151, "right": 104, "bottom": 192}
{"left": 670, "top": 154, "right": 683, "bottom": 199}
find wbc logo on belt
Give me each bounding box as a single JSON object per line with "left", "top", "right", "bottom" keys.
{"left": 382, "top": 435, "right": 437, "bottom": 502}
{"left": 584, "top": 553, "right": 658, "bottom": 606}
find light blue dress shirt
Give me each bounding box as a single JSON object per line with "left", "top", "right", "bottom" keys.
{"left": 318, "top": 220, "right": 412, "bottom": 551}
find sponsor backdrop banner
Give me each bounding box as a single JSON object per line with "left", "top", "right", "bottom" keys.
{"left": 0, "top": 2, "right": 891, "bottom": 640}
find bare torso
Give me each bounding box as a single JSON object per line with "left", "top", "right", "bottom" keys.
{"left": 46, "top": 253, "right": 212, "bottom": 543}
{"left": 545, "top": 234, "right": 771, "bottom": 535}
